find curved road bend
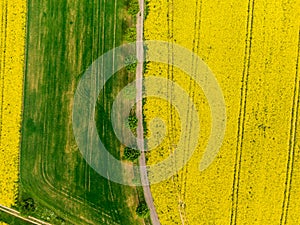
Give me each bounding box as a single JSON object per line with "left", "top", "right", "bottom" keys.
{"left": 135, "top": 0, "right": 161, "bottom": 224}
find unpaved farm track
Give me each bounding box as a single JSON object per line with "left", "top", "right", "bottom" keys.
{"left": 0, "top": 204, "right": 51, "bottom": 225}
{"left": 135, "top": 0, "right": 161, "bottom": 224}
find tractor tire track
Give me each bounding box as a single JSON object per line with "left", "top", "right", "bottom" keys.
{"left": 0, "top": 204, "right": 51, "bottom": 225}
{"left": 182, "top": 0, "right": 202, "bottom": 206}
{"left": 166, "top": 0, "right": 187, "bottom": 224}
{"left": 165, "top": 0, "right": 190, "bottom": 223}
{"left": 165, "top": 1, "right": 187, "bottom": 223}
{"left": 178, "top": 0, "right": 203, "bottom": 224}
{"left": 230, "top": 0, "right": 255, "bottom": 224}
{"left": 0, "top": 0, "right": 8, "bottom": 147}
{"left": 280, "top": 29, "right": 300, "bottom": 225}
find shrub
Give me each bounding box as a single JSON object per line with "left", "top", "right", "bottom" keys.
{"left": 124, "top": 27, "right": 137, "bottom": 42}
{"left": 128, "top": 0, "right": 140, "bottom": 16}
{"left": 125, "top": 55, "right": 137, "bottom": 72}
{"left": 128, "top": 115, "right": 138, "bottom": 130}
{"left": 124, "top": 147, "right": 141, "bottom": 161}
{"left": 136, "top": 202, "right": 150, "bottom": 218}
{"left": 20, "top": 198, "right": 36, "bottom": 214}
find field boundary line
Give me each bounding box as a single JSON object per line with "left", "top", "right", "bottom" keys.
{"left": 280, "top": 29, "right": 300, "bottom": 225}
{"left": 230, "top": 0, "right": 255, "bottom": 224}
{"left": 28, "top": 216, "right": 52, "bottom": 225}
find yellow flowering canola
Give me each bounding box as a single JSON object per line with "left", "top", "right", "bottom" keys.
{"left": 0, "top": 0, "right": 26, "bottom": 208}
{"left": 144, "top": 0, "right": 300, "bottom": 224}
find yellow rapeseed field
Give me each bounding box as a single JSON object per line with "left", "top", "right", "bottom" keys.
{"left": 144, "top": 0, "right": 300, "bottom": 224}
{"left": 0, "top": 0, "right": 26, "bottom": 209}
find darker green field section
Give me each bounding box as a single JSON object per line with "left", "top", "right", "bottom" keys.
{"left": 20, "top": 0, "right": 144, "bottom": 224}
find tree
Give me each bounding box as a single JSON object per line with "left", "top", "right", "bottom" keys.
{"left": 125, "top": 55, "right": 137, "bottom": 72}
{"left": 124, "top": 27, "right": 137, "bottom": 42}
{"left": 128, "top": 0, "right": 139, "bottom": 16}
{"left": 20, "top": 198, "right": 36, "bottom": 214}
{"left": 128, "top": 115, "right": 138, "bottom": 130}
{"left": 136, "top": 202, "right": 150, "bottom": 218}
{"left": 123, "top": 147, "right": 141, "bottom": 161}
{"left": 144, "top": 0, "right": 150, "bottom": 19}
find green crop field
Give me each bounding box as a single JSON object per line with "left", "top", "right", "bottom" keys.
{"left": 0, "top": 211, "right": 31, "bottom": 225}
{"left": 19, "top": 0, "right": 146, "bottom": 224}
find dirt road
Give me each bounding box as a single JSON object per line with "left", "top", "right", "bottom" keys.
{"left": 0, "top": 204, "right": 51, "bottom": 225}
{"left": 135, "top": 0, "right": 161, "bottom": 224}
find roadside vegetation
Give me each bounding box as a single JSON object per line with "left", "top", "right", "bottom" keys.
{"left": 136, "top": 202, "right": 150, "bottom": 218}
{"left": 0, "top": 211, "right": 31, "bottom": 225}
{"left": 123, "top": 147, "right": 141, "bottom": 162}
{"left": 125, "top": 0, "right": 140, "bottom": 17}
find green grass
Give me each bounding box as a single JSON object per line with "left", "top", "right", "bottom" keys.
{"left": 0, "top": 211, "right": 31, "bottom": 225}
{"left": 20, "top": 0, "right": 146, "bottom": 224}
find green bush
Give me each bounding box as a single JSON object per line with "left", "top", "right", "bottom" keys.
{"left": 125, "top": 55, "right": 137, "bottom": 72}
{"left": 124, "top": 27, "right": 137, "bottom": 42}
{"left": 124, "top": 147, "right": 141, "bottom": 161}
{"left": 136, "top": 202, "right": 150, "bottom": 218}
{"left": 144, "top": 0, "right": 150, "bottom": 19}
{"left": 128, "top": 0, "right": 139, "bottom": 16}
{"left": 128, "top": 115, "right": 138, "bottom": 130}
{"left": 19, "top": 198, "right": 36, "bottom": 214}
